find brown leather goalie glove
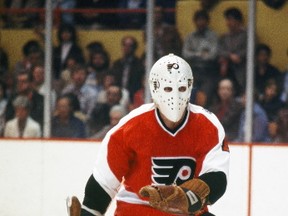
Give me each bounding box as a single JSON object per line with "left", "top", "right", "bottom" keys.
{"left": 139, "top": 179, "right": 210, "bottom": 215}
{"left": 66, "top": 196, "right": 81, "bottom": 216}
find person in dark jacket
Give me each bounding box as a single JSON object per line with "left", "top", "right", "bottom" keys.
{"left": 254, "top": 43, "right": 283, "bottom": 96}
{"left": 51, "top": 95, "right": 86, "bottom": 138}
{"left": 110, "top": 35, "right": 145, "bottom": 103}
{"left": 53, "top": 24, "right": 84, "bottom": 79}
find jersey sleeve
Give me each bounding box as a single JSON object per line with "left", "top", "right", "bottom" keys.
{"left": 191, "top": 105, "right": 230, "bottom": 204}
{"left": 84, "top": 104, "right": 155, "bottom": 214}
{"left": 92, "top": 126, "right": 131, "bottom": 198}
{"left": 200, "top": 114, "right": 230, "bottom": 204}
{"left": 82, "top": 174, "right": 112, "bottom": 215}
{"left": 81, "top": 124, "right": 134, "bottom": 215}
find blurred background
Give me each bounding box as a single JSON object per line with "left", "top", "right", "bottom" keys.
{"left": 0, "top": 1, "right": 287, "bottom": 215}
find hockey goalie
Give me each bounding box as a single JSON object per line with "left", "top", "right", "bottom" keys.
{"left": 67, "top": 54, "right": 230, "bottom": 216}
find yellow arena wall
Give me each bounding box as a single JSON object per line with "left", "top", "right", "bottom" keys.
{"left": 0, "top": 0, "right": 287, "bottom": 72}
{"left": 0, "top": 29, "right": 144, "bottom": 72}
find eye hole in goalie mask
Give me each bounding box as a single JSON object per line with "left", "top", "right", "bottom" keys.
{"left": 178, "top": 86, "right": 187, "bottom": 92}
{"left": 149, "top": 54, "right": 194, "bottom": 123}
{"left": 164, "top": 86, "right": 187, "bottom": 93}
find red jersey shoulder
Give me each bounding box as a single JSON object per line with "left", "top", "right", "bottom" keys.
{"left": 121, "top": 108, "right": 155, "bottom": 134}
{"left": 188, "top": 107, "right": 219, "bottom": 135}
{"left": 109, "top": 104, "right": 156, "bottom": 140}
{"left": 188, "top": 104, "right": 224, "bottom": 132}
{"left": 187, "top": 104, "right": 224, "bottom": 149}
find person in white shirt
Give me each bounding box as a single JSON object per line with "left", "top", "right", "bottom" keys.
{"left": 4, "top": 95, "right": 41, "bottom": 138}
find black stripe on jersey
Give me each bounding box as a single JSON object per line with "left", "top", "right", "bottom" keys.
{"left": 83, "top": 175, "right": 112, "bottom": 214}
{"left": 156, "top": 108, "right": 188, "bottom": 134}
{"left": 198, "top": 171, "right": 227, "bottom": 204}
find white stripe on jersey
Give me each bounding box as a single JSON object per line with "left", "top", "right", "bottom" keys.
{"left": 116, "top": 185, "right": 149, "bottom": 205}
{"left": 189, "top": 104, "right": 230, "bottom": 178}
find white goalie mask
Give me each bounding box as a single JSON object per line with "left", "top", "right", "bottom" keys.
{"left": 149, "top": 54, "right": 193, "bottom": 122}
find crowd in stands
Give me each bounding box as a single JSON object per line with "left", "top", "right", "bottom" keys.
{"left": 0, "top": 3, "right": 287, "bottom": 143}
{"left": 1, "top": 0, "right": 176, "bottom": 29}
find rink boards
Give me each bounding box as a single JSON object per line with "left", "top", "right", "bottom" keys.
{"left": 0, "top": 139, "right": 287, "bottom": 216}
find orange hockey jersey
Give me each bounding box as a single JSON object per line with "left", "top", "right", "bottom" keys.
{"left": 92, "top": 103, "right": 230, "bottom": 216}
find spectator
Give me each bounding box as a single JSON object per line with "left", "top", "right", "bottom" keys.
{"left": 61, "top": 64, "right": 99, "bottom": 118}
{"left": 273, "top": 104, "right": 288, "bottom": 143}
{"left": 155, "top": 0, "right": 176, "bottom": 25}
{"left": 142, "top": 6, "right": 182, "bottom": 63}
{"left": 2, "top": 73, "right": 15, "bottom": 99}
{"left": 64, "top": 93, "right": 86, "bottom": 122}
{"left": 31, "top": 64, "right": 57, "bottom": 110}
{"left": 97, "top": 73, "right": 130, "bottom": 110}
{"left": 129, "top": 74, "right": 145, "bottom": 110}
{"left": 86, "top": 49, "right": 110, "bottom": 89}
{"left": 86, "top": 41, "right": 105, "bottom": 54}
{"left": 153, "top": 6, "right": 171, "bottom": 30}
{"left": 280, "top": 69, "right": 288, "bottom": 103}
{"left": 117, "top": 0, "right": 146, "bottom": 29}
{"left": 4, "top": 95, "right": 41, "bottom": 138}
{"left": 235, "top": 92, "right": 271, "bottom": 143}
{"left": 218, "top": 7, "right": 247, "bottom": 94}
{"left": 110, "top": 35, "right": 145, "bottom": 103}
{"left": 75, "top": 0, "right": 118, "bottom": 29}
{"left": 0, "top": 81, "right": 8, "bottom": 136}
{"left": 90, "top": 104, "right": 127, "bottom": 139}
{"left": 0, "top": 47, "right": 9, "bottom": 80}
{"left": 5, "top": 71, "right": 44, "bottom": 129}
{"left": 267, "top": 120, "right": 278, "bottom": 143}
{"left": 88, "top": 85, "right": 124, "bottom": 136}
{"left": 53, "top": 24, "right": 84, "bottom": 79}
{"left": 57, "top": 55, "right": 79, "bottom": 95}
{"left": 157, "top": 22, "right": 182, "bottom": 60}
{"left": 254, "top": 43, "right": 283, "bottom": 97}
{"left": 13, "top": 40, "right": 44, "bottom": 76}
{"left": 58, "top": 41, "right": 106, "bottom": 92}
{"left": 4, "top": 0, "right": 44, "bottom": 28}
{"left": 182, "top": 9, "right": 218, "bottom": 106}
{"left": 258, "top": 80, "right": 285, "bottom": 122}
{"left": 189, "top": 87, "right": 209, "bottom": 108}
{"left": 52, "top": 0, "right": 76, "bottom": 25}
{"left": 209, "top": 78, "right": 243, "bottom": 141}
{"left": 51, "top": 95, "right": 86, "bottom": 138}
{"left": 130, "top": 87, "right": 145, "bottom": 110}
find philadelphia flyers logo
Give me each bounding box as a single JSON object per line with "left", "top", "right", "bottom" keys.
{"left": 167, "top": 63, "right": 179, "bottom": 71}
{"left": 151, "top": 157, "right": 196, "bottom": 185}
